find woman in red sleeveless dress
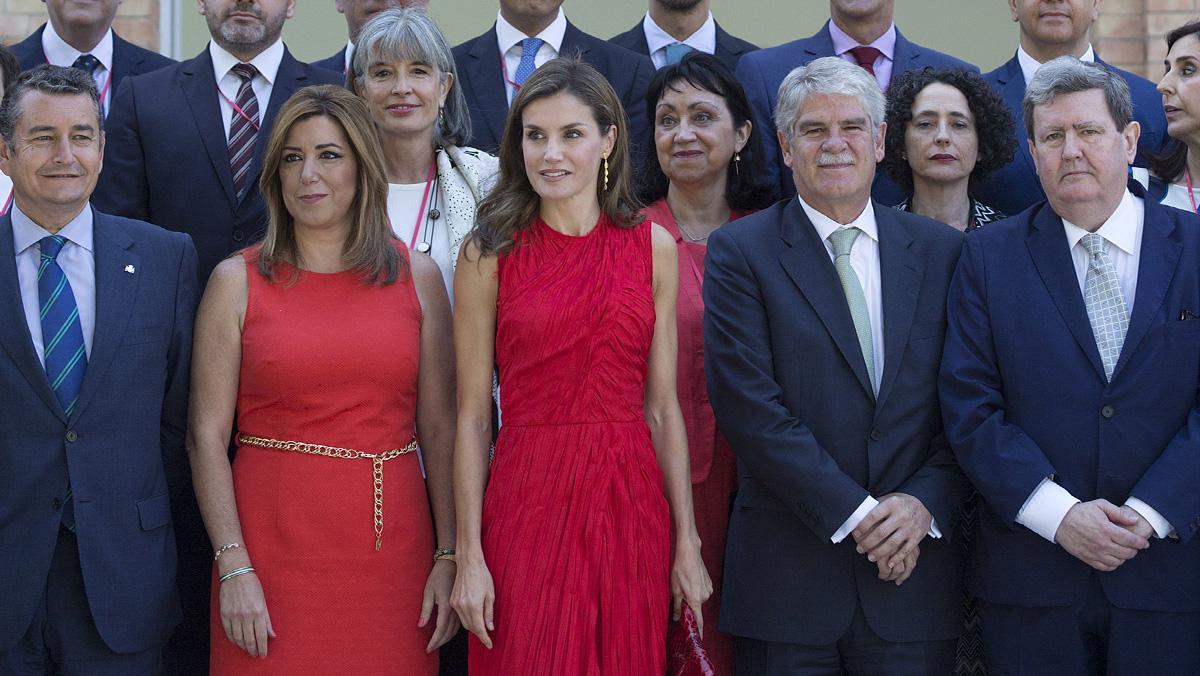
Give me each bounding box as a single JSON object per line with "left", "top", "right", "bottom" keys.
{"left": 451, "top": 60, "right": 712, "bottom": 674}
{"left": 187, "top": 86, "right": 459, "bottom": 674}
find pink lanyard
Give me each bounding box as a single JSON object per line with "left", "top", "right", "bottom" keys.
{"left": 499, "top": 51, "right": 522, "bottom": 94}
{"left": 48, "top": 58, "right": 113, "bottom": 107}
{"left": 217, "top": 84, "right": 261, "bottom": 131}
{"left": 1, "top": 189, "right": 13, "bottom": 216}
{"left": 407, "top": 161, "right": 437, "bottom": 249}
{"left": 1185, "top": 168, "right": 1200, "bottom": 215}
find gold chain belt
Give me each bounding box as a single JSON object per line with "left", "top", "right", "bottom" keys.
{"left": 236, "top": 434, "right": 418, "bottom": 551}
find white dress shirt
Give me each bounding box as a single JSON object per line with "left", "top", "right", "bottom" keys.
{"left": 796, "top": 195, "right": 943, "bottom": 543}
{"left": 210, "top": 39, "right": 285, "bottom": 141}
{"left": 828, "top": 20, "right": 896, "bottom": 91}
{"left": 1017, "top": 43, "right": 1095, "bottom": 87}
{"left": 42, "top": 22, "right": 114, "bottom": 115}
{"left": 496, "top": 8, "right": 567, "bottom": 105}
{"left": 12, "top": 203, "right": 96, "bottom": 364}
{"left": 642, "top": 11, "right": 717, "bottom": 69}
{"left": 343, "top": 40, "right": 355, "bottom": 75}
{"left": 1016, "top": 190, "right": 1175, "bottom": 541}
{"left": 0, "top": 173, "right": 12, "bottom": 211}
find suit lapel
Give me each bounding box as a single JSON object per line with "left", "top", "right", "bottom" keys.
{"left": 1026, "top": 205, "right": 1107, "bottom": 381}
{"left": 245, "top": 49, "right": 309, "bottom": 207}
{"left": 111, "top": 34, "right": 143, "bottom": 83}
{"left": 0, "top": 213, "right": 62, "bottom": 419}
{"left": 70, "top": 211, "right": 138, "bottom": 424}
{"left": 892, "top": 28, "right": 918, "bottom": 72}
{"left": 465, "top": 28, "right": 511, "bottom": 148}
{"left": 180, "top": 50, "right": 238, "bottom": 208}
{"left": 1115, "top": 199, "right": 1180, "bottom": 379}
{"left": 560, "top": 22, "right": 594, "bottom": 61}
{"left": 874, "top": 207, "right": 922, "bottom": 410}
{"left": 995, "top": 57, "right": 1039, "bottom": 180}
{"left": 777, "top": 200, "right": 876, "bottom": 400}
{"left": 805, "top": 22, "right": 836, "bottom": 59}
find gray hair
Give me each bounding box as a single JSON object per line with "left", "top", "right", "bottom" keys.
{"left": 0, "top": 65, "right": 101, "bottom": 149}
{"left": 773, "top": 56, "right": 886, "bottom": 142}
{"left": 1023, "top": 56, "right": 1133, "bottom": 141}
{"left": 350, "top": 7, "right": 471, "bottom": 147}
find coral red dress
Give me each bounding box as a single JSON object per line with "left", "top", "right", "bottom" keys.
{"left": 470, "top": 215, "right": 671, "bottom": 674}
{"left": 210, "top": 246, "right": 437, "bottom": 675}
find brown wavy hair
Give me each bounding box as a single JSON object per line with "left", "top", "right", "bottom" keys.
{"left": 467, "top": 57, "right": 641, "bottom": 257}
{"left": 257, "top": 84, "right": 403, "bottom": 284}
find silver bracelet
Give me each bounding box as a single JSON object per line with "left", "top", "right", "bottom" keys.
{"left": 213, "top": 542, "right": 242, "bottom": 560}
{"left": 219, "top": 566, "right": 255, "bottom": 583}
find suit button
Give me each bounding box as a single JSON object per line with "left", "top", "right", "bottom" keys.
{"left": 1101, "top": 405, "right": 1115, "bottom": 418}
{"left": 52, "top": 497, "right": 63, "bottom": 510}
{"left": 65, "top": 430, "right": 78, "bottom": 442}
{"left": 232, "top": 229, "right": 245, "bottom": 243}
{"left": 869, "top": 429, "right": 882, "bottom": 441}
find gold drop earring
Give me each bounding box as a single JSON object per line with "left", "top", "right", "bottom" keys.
{"left": 603, "top": 154, "right": 610, "bottom": 191}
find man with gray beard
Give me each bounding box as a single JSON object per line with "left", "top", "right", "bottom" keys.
{"left": 609, "top": 0, "right": 757, "bottom": 72}
{"left": 88, "top": 3, "right": 340, "bottom": 674}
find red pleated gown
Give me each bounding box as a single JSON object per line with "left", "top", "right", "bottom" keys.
{"left": 470, "top": 215, "right": 671, "bottom": 675}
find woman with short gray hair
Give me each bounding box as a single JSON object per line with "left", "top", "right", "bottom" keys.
{"left": 349, "top": 8, "right": 497, "bottom": 300}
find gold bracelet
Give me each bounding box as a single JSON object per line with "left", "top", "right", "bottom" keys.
{"left": 434, "top": 547, "right": 456, "bottom": 562}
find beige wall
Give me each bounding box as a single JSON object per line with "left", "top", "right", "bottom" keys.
{"left": 178, "top": 1, "right": 1019, "bottom": 72}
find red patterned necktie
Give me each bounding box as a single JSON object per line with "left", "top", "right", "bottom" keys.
{"left": 227, "top": 63, "right": 261, "bottom": 198}
{"left": 848, "top": 46, "right": 882, "bottom": 76}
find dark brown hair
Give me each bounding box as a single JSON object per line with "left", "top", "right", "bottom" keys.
{"left": 257, "top": 85, "right": 403, "bottom": 284}
{"left": 467, "top": 57, "right": 640, "bottom": 257}
{"left": 1149, "top": 21, "right": 1200, "bottom": 182}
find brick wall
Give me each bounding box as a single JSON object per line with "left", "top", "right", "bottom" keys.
{"left": 1, "top": 0, "right": 161, "bottom": 52}
{"left": 1096, "top": 0, "right": 1200, "bottom": 78}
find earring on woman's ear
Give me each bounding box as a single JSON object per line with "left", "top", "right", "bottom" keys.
{"left": 603, "top": 154, "right": 610, "bottom": 191}
{"left": 734, "top": 151, "right": 742, "bottom": 176}
{"left": 438, "top": 107, "right": 446, "bottom": 128}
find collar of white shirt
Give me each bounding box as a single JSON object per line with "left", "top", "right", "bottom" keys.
{"left": 643, "top": 11, "right": 717, "bottom": 60}
{"left": 796, "top": 194, "right": 879, "bottom": 247}
{"left": 1017, "top": 43, "right": 1095, "bottom": 86}
{"left": 11, "top": 202, "right": 95, "bottom": 258}
{"left": 343, "top": 40, "right": 355, "bottom": 74}
{"left": 42, "top": 21, "right": 114, "bottom": 73}
{"left": 209, "top": 38, "right": 285, "bottom": 86}
{"left": 1062, "top": 188, "right": 1141, "bottom": 256}
{"left": 828, "top": 20, "right": 896, "bottom": 61}
{"left": 496, "top": 8, "right": 567, "bottom": 57}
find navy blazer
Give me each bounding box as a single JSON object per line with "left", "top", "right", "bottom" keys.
{"left": 10, "top": 24, "right": 175, "bottom": 87}
{"left": 940, "top": 183, "right": 1200, "bottom": 612}
{"left": 704, "top": 198, "right": 967, "bottom": 645}
{"left": 92, "top": 46, "right": 343, "bottom": 286}
{"left": 608, "top": 19, "right": 757, "bottom": 72}
{"left": 452, "top": 21, "right": 655, "bottom": 169}
{"left": 976, "top": 55, "right": 1169, "bottom": 216}
{"left": 311, "top": 47, "right": 347, "bottom": 76}
{"left": 736, "top": 22, "right": 977, "bottom": 205}
{"left": 0, "top": 208, "right": 196, "bottom": 653}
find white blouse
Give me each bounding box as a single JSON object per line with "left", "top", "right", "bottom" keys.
{"left": 387, "top": 181, "right": 453, "bottom": 302}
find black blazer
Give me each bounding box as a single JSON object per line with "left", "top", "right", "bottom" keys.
{"left": 704, "top": 199, "right": 967, "bottom": 645}
{"left": 608, "top": 19, "right": 756, "bottom": 72}
{"left": 92, "top": 46, "right": 343, "bottom": 286}
{"left": 311, "top": 47, "right": 348, "bottom": 76}
{"left": 452, "top": 21, "right": 655, "bottom": 169}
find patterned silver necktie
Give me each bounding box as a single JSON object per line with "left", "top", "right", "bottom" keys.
{"left": 1081, "top": 232, "right": 1129, "bottom": 381}
{"left": 829, "top": 227, "right": 876, "bottom": 391}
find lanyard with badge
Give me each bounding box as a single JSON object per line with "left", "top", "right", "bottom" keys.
{"left": 216, "top": 84, "right": 261, "bottom": 130}
{"left": 1, "top": 190, "right": 12, "bottom": 216}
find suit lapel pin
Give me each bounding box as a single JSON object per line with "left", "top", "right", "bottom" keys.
{"left": 124, "top": 264, "right": 136, "bottom": 274}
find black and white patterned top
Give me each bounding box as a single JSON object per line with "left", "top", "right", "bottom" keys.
{"left": 893, "top": 197, "right": 1004, "bottom": 232}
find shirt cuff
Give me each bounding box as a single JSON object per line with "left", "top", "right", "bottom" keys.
{"left": 1125, "top": 497, "right": 1175, "bottom": 539}
{"left": 1016, "top": 478, "right": 1080, "bottom": 543}
{"left": 832, "top": 496, "right": 878, "bottom": 543}
{"left": 928, "top": 517, "right": 943, "bottom": 539}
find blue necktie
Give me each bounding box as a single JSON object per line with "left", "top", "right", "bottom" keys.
{"left": 512, "top": 37, "right": 544, "bottom": 95}
{"left": 665, "top": 42, "right": 694, "bottom": 66}
{"left": 38, "top": 235, "right": 87, "bottom": 530}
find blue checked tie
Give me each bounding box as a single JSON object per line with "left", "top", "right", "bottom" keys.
{"left": 38, "top": 235, "right": 87, "bottom": 530}
{"left": 829, "top": 227, "right": 876, "bottom": 391}
{"left": 1081, "top": 233, "right": 1129, "bottom": 381}
{"left": 665, "top": 42, "right": 694, "bottom": 65}
{"left": 512, "top": 37, "right": 543, "bottom": 95}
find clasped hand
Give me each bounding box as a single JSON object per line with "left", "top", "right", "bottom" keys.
{"left": 851, "top": 493, "right": 932, "bottom": 586}
{"left": 1055, "top": 500, "right": 1152, "bottom": 571}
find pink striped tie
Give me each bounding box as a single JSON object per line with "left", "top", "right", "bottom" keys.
{"left": 227, "top": 63, "right": 260, "bottom": 198}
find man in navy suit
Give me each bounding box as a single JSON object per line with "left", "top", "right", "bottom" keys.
{"left": 736, "top": 0, "right": 977, "bottom": 205}
{"left": 706, "top": 57, "right": 966, "bottom": 674}
{"left": 0, "top": 65, "right": 195, "bottom": 675}
{"left": 941, "top": 58, "right": 1200, "bottom": 674}
{"left": 452, "top": 0, "right": 655, "bottom": 169}
{"left": 609, "top": 0, "right": 756, "bottom": 73}
{"left": 311, "top": 0, "right": 424, "bottom": 76}
{"left": 976, "top": 0, "right": 1167, "bottom": 216}
{"left": 9, "top": 0, "right": 175, "bottom": 118}
{"left": 90, "top": 2, "right": 340, "bottom": 673}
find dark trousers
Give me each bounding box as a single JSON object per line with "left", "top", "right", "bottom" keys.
{"left": 980, "top": 575, "right": 1200, "bottom": 676}
{"left": 733, "top": 601, "right": 956, "bottom": 675}
{"left": 0, "top": 528, "right": 164, "bottom": 676}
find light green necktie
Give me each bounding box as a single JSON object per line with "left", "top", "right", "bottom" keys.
{"left": 1081, "top": 233, "right": 1129, "bottom": 381}
{"left": 829, "top": 227, "right": 876, "bottom": 391}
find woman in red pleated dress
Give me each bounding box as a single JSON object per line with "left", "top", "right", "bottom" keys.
{"left": 187, "top": 86, "right": 459, "bottom": 674}
{"left": 450, "top": 59, "right": 712, "bottom": 675}
{"left": 638, "top": 52, "right": 776, "bottom": 674}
